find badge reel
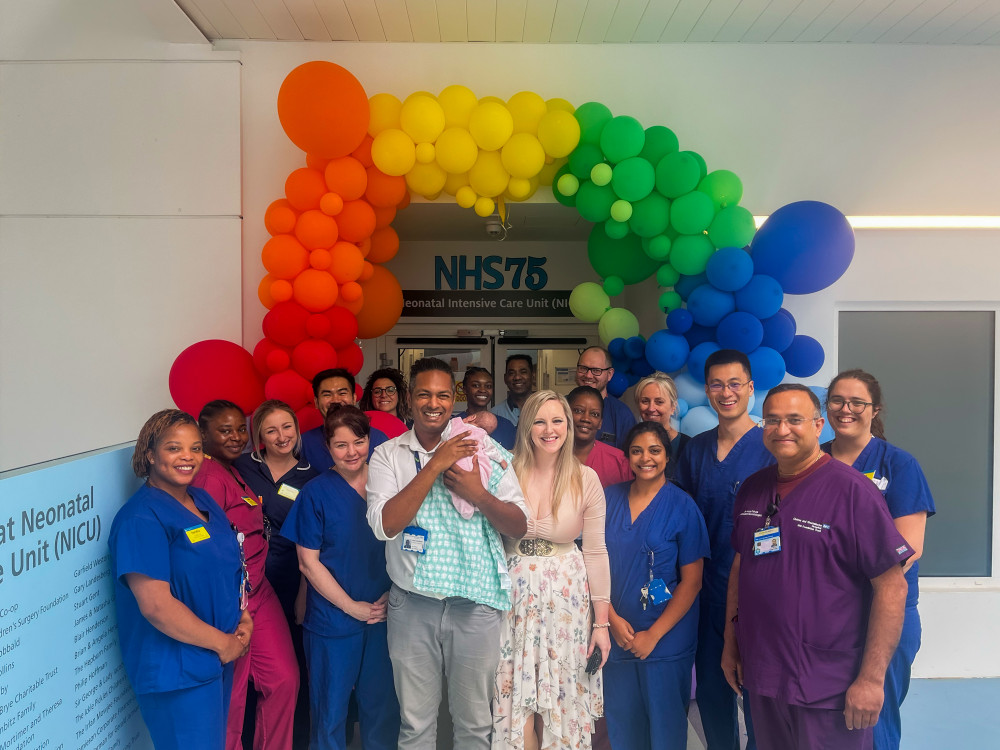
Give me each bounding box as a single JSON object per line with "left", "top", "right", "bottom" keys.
{"left": 640, "top": 550, "right": 672, "bottom": 611}
{"left": 753, "top": 494, "right": 782, "bottom": 557}
{"left": 232, "top": 526, "right": 252, "bottom": 610}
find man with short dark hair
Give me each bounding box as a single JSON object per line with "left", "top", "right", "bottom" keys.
{"left": 723, "top": 384, "right": 911, "bottom": 749}
{"left": 300, "top": 368, "right": 387, "bottom": 471}
{"left": 575, "top": 345, "right": 635, "bottom": 450}
{"left": 491, "top": 354, "right": 534, "bottom": 426}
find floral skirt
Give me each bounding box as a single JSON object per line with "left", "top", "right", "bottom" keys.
{"left": 492, "top": 545, "right": 603, "bottom": 750}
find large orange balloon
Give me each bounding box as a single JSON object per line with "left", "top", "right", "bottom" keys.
{"left": 285, "top": 168, "right": 327, "bottom": 211}
{"left": 277, "top": 61, "right": 369, "bottom": 158}
{"left": 324, "top": 157, "right": 368, "bottom": 200}
{"left": 294, "top": 210, "right": 339, "bottom": 249}
{"left": 365, "top": 168, "right": 407, "bottom": 208}
{"left": 293, "top": 269, "right": 339, "bottom": 312}
{"left": 373, "top": 205, "right": 396, "bottom": 228}
{"left": 337, "top": 200, "right": 377, "bottom": 243}
{"left": 356, "top": 265, "right": 403, "bottom": 339}
{"left": 262, "top": 235, "right": 310, "bottom": 279}
{"left": 330, "top": 241, "right": 365, "bottom": 283}
{"left": 367, "top": 226, "right": 400, "bottom": 264}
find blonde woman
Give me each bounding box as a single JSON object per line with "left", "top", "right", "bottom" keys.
{"left": 634, "top": 372, "right": 690, "bottom": 480}
{"left": 492, "top": 391, "right": 611, "bottom": 750}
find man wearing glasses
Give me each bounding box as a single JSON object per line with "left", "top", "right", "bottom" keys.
{"left": 723, "top": 384, "right": 911, "bottom": 749}
{"left": 675, "top": 349, "right": 774, "bottom": 750}
{"left": 574, "top": 346, "right": 635, "bottom": 450}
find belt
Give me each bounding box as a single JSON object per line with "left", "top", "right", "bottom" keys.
{"left": 506, "top": 538, "right": 576, "bottom": 557}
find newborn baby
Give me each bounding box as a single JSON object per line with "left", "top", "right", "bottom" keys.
{"left": 446, "top": 416, "right": 509, "bottom": 519}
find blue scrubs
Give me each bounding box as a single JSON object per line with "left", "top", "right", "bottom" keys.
{"left": 300, "top": 425, "right": 388, "bottom": 472}
{"left": 822, "top": 437, "right": 936, "bottom": 750}
{"left": 109, "top": 484, "right": 242, "bottom": 750}
{"left": 282, "top": 470, "right": 399, "bottom": 750}
{"left": 599, "top": 394, "right": 637, "bottom": 450}
{"left": 675, "top": 426, "right": 774, "bottom": 750}
{"left": 603, "top": 481, "right": 710, "bottom": 750}
{"left": 458, "top": 410, "right": 516, "bottom": 450}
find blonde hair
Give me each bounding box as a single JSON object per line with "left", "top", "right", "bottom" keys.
{"left": 634, "top": 372, "right": 679, "bottom": 423}
{"left": 250, "top": 399, "right": 302, "bottom": 461}
{"left": 512, "top": 390, "right": 582, "bottom": 520}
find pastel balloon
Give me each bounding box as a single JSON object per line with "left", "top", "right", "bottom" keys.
{"left": 569, "top": 282, "right": 611, "bottom": 323}
{"left": 674, "top": 372, "right": 709, "bottom": 406}
{"left": 681, "top": 405, "right": 719, "bottom": 436}
{"left": 598, "top": 307, "right": 640, "bottom": 346}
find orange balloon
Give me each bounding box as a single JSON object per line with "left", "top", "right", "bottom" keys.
{"left": 320, "top": 192, "right": 344, "bottom": 216}
{"left": 294, "top": 210, "right": 339, "bottom": 249}
{"left": 262, "top": 235, "right": 310, "bottom": 279}
{"left": 285, "top": 168, "right": 327, "bottom": 211}
{"left": 330, "top": 242, "right": 366, "bottom": 283}
{"left": 306, "top": 153, "right": 330, "bottom": 171}
{"left": 340, "top": 281, "right": 363, "bottom": 303}
{"left": 264, "top": 199, "right": 298, "bottom": 236}
{"left": 337, "top": 200, "right": 377, "bottom": 243}
{"left": 270, "top": 279, "right": 293, "bottom": 303}
{"left": 397, "top": 191, "right": 411, "bottom": 209}
{"left": 358, "top": 261, "right": 375, "bottom": 281}
{"left": 373, "top": 205, "right": 396, "bottom": 228}
{"left": 367, "top": 226, "right": 400, "bottom": 264}
{"left": 365, "top": 167, "right": 407, "bottom": 208}
{"left": 258, "top": 274, "right": 276, "bottom": 309}
{"left": 352, "top": 135, "right": 374, "bottom": 168}
{"left": 324, "top": 157, "right": 368, "bottom": 201}
{"left": 335, "top": 294, "right": 364, "bottom": 315}
{"left": 293, "top": 269, "right": 339, "bottom": 312}
{"left": 277, "top": 61, "right": 370, "bottom": 158}
{"left": 310, "top": 248, "right": 333, "bottom": 270}
{"left": 358, "top": 237, "right": 372, "bottom": 257}
{"left": 356, "top": 265, "right": 403, "bottom": 339}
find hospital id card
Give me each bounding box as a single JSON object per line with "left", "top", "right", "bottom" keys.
{"left": 277, "top": 483, "right": 299, "bottom": 500}
{"left": 753, "top": 526, "right": 781, "bottom": 556}
{"left": 401, "top": 526, "right": 428, "bottom": 554}
{"left": 185, "top": 525, "right": 210, "bottom": 543}
{"left": 242, "top": 496, "right": 259, "bottom": 507}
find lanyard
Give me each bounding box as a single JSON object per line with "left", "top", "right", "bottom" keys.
{"left": 765, "top": 493, "right": 781, "bottom": 528}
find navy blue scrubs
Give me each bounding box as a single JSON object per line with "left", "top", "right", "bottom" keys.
{"left": 282, "top": 470, "right": 398, "bottom": 750}
{"left": 599, "top": 394, "right": 637, "bottom": 450}
{"left": 300, "top": 425, "right": 387, "bottom": 472}
{"left": 603, "top": 481, "right": 710, "bottom": 750}
{"left": 109, "top": 484, "right": 242, "bottom": 750}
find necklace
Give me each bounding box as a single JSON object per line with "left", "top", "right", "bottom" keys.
{"left": 777, "top": 450, "right": 823, "bottom": 479}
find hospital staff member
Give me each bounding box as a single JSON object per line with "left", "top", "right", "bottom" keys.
{"left": 109, "top": 409, "right": 250, "bottom": 750}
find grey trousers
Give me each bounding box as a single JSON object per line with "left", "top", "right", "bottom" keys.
{"left": 387, "top": 584, "right": 503, "bottom": 750}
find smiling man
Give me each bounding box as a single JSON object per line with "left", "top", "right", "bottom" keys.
{"left": 575, "top": 346, "right": 636, "bottom": 450}
{"left": 491, "top": 354, "right": 535, "bottom": 427}
{"left": 300, "top": 368, "right": 388, "bottom": 471}
{"left": 723, "top": 385, "right": 911, "bottom": 750}
{"left": 366, "top": 357, "right": 529, "bottom": 750}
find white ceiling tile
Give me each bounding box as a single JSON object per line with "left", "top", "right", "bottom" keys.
{"left": 301, "top": 0, "right": 349, "bottom": 40}
{"left": 188, "top": 0, "right": 249, "bottom": 38}
{"left": 468, "top": 0, "right": 498, "bottom": 41}
{"left": 821, "top": 0, "right": 894, "bottom": 41}
{"left": 794, "top": 0, "right": 867, "bottom": 42}
{"left": 741, "top": 0, "right": 803, "bottom": 42}
{"left": 175, "top": 1, "right": 223, "bottom": 38}
{"left": 660, "top": 0, "right": 711, "bottom": 42}
{"left": 604, "top": 0, "right": 650, "bottom": 42}
{"left": 903, "top": 0, "right": 989, "bottom": 43}
{"left": 405, "top": 0, "right": 441, "bottom": 41}
{"left": 577, "top": 0, "right": 619, "bottom": 43}
{"left": 687, "top": 0, "right": 742, "bottom": 42}
{"left": 849, "top": 0, "right": 927, "bottom": 43}
{"left": 523, "top": 0, "right": 558, "bottom": 42}
{"left": 550, "top": 0, "right": 587, "bottom": 42}
{"left": 713, "top": 0, "right": 771, "bottom": 42}
{"left": 376, "top": 0, "right": 413, "bottom": 41}
{"left": 247, "top": 0, "right": 303, "bottom": 39}
{"left": 768, "top": 1, "right": 831, "bottom": 42}
{"left": 437, "top": 0, "right": 469, "bottom": 41}
{"left": 930, "top": 1, "right": 1000, "bottom": 43}
{"left": 218, "top": 0, "right": 274, "bottom": 38}
{"left": 951, "top": 8, "right": 1000, "bottom": 43}
{"left": 345, "top": 0, "right": 387, "bottom": 40}
{"left": 877, "top": 0, "right": 956, "bottom": 42}
{"left": 496, "top": 0, "right": 528, "bottom": 40}
{"left": 633, "top": 0, "right": 681, "bottom": 42}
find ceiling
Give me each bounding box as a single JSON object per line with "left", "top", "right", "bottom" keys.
{"left": 177, "top": 0, "right": 1000, "bottom": 45}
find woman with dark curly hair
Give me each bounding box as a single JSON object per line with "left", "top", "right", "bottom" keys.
{"left": 359, "top": 368, "right": 410, "bottom": 425}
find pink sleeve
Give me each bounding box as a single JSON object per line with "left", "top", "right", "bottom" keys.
{"left": 580, "top": 468, "right": 610, "bottom": 603}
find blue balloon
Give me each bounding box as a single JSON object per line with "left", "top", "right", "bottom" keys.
{"left": 760, "top": 308, "right": 796, "bottom": 352}
{"left": 674, "top": 371, "right": 709, "bottom": 407}
{"left": 751, "top": 201, "right": 855, "bottom": 294}
{"left": 675, "top": 272, "right": 708, "bottom": 301}
{"left": 684, "top": 323, "right": 718, "bottom": 350}
{"left": 687, "top": 341, "right": 721, "bottom": 384}
{"left": 706, "top": 246, "right": 754, "bottom": 292}
{"left": 782, "top": 335, "right": 825, "bottom": 377}
{"left": 687, "top": 285, "right": 736, "bottom": 327}
{"left": 625, "top": 335, "right": 646, "bottom": 360}
{"left": 749, "top": 388, "right": 768, "bottom": 417}
{"left": 735, "top": 274, "right": 784, "bottom": 319}
{"left": 630, "top": 356, "right": 655, "bottom": 378}
{"left": 716, "top": 311, "right": 764, "bottom": 352}
{"left": 818, "top": 416, "right": 835, "bottom": 443}
{"left": 809, "top": 385, "right": 828, "bottom": 404}
{"left": 680, "top": 405, "right": 719, "bottom": 436}
{"left": 666, "top": 308, "right": 693, "bottom": 334}
{"left": 608, "top": 337, "right": 627, "bottom": 360}
{"left": 644, "top": 330, "right": 690, "bottom": 373}
{"left": 611, "top": 356, "right": 630, "bottom": 373}
{"left": 675, "top": 398, "right": 690, "bottom": 419}
{"left": 748, "top": 346, "right": 786, "bottom": 390}
{"left": 607, "top": 371, "right": 630, "bottom": 398}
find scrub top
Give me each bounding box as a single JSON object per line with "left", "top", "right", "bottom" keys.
{"left": 605, "top": 481, "right": 710, "bottom": 663}
{"left": 281, "top": 470, "right": 391, "bottom": 637}
{"left": 599, "top": 395, "right": 637, "bottom": 451}
{"left": 300, "top": 425, "right": 388, "bottom": 473}
{"left": 109, "top": 484, "right": 242, "bottom": 694}
{"left": 458, "top": 410, "right": 516, "bottom": 451}
{"left": 822, "top": 437, "right": 936, "bottom": 608}
{"left": 674, "top": 426, "right": 774, "bottom": 606}
{"left": 585, "top": 439, "right": 633, "bottom": 488}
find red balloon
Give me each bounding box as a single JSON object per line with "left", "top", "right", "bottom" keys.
{"left": 292, "top": 339, "right": 338, "bottom": 380}
{"left": 264, "top": 369, "right": 313, "bottom": 411}
{"left": 169, "top": 340, "right": 265, "bottom": 417}
{"left": 366, "top": 410, "right": 408, "bottom": 439}
{"left": 277, "top": 61, "right": 370, "bottom": 158}
{"left": 306, "top": 313, "right": 331, "bottom": 338}
{"left": 336, "top": 342, "right": 364, "bottom": 375}
{"left": 297, "top": 405, "right": 323, "bottom": 433}
{"left": 263, "top": 301, "right": 310, "bottom": 347}
{"left": 252, "top": 337, "right": 291, "bottom": 377}
{"left": 322, "top": 306, "right": 359, "bottom": 349}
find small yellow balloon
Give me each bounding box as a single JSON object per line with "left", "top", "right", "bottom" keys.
{"left": 434, "top": 127, "right": 479, "bottom": 174}
{"left": 501, "top": 133, "right": 546, "bottom": 179}
{"left": 370, "top": 128, "right": 416, "bottom": 176}
{"left": 537, "top": 110, "right": 581, "bottom": 158}
{"left": 507, "top": 91, "right": 547, "bottom": 134}
{"left": 443, "top": 171, "right": 470, "bottom": 195}
{"left": 546, "top": 97, "right": 575, "bottom": 113}
{"left": 400, "top": 94, "right": 446, "bottom": 144}
{"left": 506, "top": 177, "right": 532, "bottom": 200}
{"left": 368, "top": 93, "right": 402, "bottom": 137}
{"left": 438, "top": 85, "right": 478, "bottom": 128}
{"left": 456, "top": 186, "right": 477, "bottom": 208}
{"left": 405, "top": 161, "right": 447, "bottom": 197}
{"left": 474, "top": 196, "right": 496, "bottom": 217}
{"left": 469, "top": 102, "right": 515, "bottom": 151}
{"left": 415, "top": 142, "right": 436, "bottom": 164}
{"left": 468, "top": 150, "right": 510, "bottom": 198}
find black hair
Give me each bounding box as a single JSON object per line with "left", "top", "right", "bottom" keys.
{"left": 409, "top": 357, "right": 455, "bottom": 392}
{"left": 763, "top": 383, "right": 822, "bottom": 416}
{"left": 197, "top": 399, "right": 243, "bottom": 432}
{"left": 462, "top": 366, "right": 493, "bottom": 387}
{"left": 704, "top": 349, "right": 752, "bottom": 381}
{"left": 505, "top": 353, "right": 534, "bottom": 370}
{"left": 359, "top": 367, "right": 410, "bottom": 421}
{"left": 567, "top": 385, "right": 605, "bottom": 412}
{"left": 622, "top": 421, "right": 674, "bottom": 464}
{"left": 827, "top": 369, "right": 886, "bottom": 439}
{"left": 312, "top": 368, "right": 356, "bottom": 398}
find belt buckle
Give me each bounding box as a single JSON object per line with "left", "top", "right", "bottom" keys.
{"left": 517, "top": 538, "right": 554, "bottom": 556}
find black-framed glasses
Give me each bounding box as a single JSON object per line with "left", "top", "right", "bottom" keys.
{"left": 708, "top": 379, "right": 750, "bottom": 393}
{"left": 372, "top": 386, "right": 398, "bottom": 396}
{"left": 827, "top": 396, "right": 873, "bottom": 414}
{"left": 576, "top": 365, "right": 613, "bottom": 377}
{"left": 760, "top": 416, "right": 819, "bottom": 428}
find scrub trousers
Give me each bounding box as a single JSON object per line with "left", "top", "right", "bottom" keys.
{"left": 696, "top": 600, "right": 757, "bottom": 750}
{"left": 304, "top": 623, "right": 399, "bottom": 750}
{"left": 748, "top": 694, "right": 872, "bottom": 750}
{"left": 137, "top": 662, "right": 234, "bottom": 750}
{"left": 874, "top": 605, "right": 921, "bottom": 750}
{"left": 604, "top": 656, "right": 693, "bottom": 750}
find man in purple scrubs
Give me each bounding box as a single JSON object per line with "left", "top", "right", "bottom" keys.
{"left": 723, "top": 385, "right": 912, "bottom": 749}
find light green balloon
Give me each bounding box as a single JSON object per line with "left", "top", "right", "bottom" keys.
{"left": 708, "top": 205, "right": 756, "bottom": 248}
{"left": 598, "top": 307, "right": 640, "bottom": 346}
{"left": 670, "top": 234, "right": 716, "bottom": 276}
{"left": 603, "top": 275, "right": 625, "bottom": 296}
{"left": 604, "top": 218, "right": 630, "bottom": 239}
{"left": 656, "top": 263, "right": 681, "bottom": 287}
{"left": 610, "top": 199, "right": 633, "bottom": 223}
{"left": 670, "top": 191, "right": 716, "bottom": 235}
{"left": 658, "top": 290, "right": 683, "bottom": 312}
{"left": 591, "top": 163, "right": 613, "bottom": 186}
{"left": 557, "top": 173, "right": 580, "bottom": 196}
{"left": 569, "top": 282, "right": 611, "bottom": 323}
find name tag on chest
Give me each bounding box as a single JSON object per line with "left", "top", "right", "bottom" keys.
{"left": 277, "top": 483, "right": 299, "bottom": 501}
{"left": 753, "top": 526, "right": 781, "bottom": 556}
{"left": 185, "top": 525, "right": 210, "bottom": 543}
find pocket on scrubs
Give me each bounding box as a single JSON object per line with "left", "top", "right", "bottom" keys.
{"left": 797, "top": 641, "right": 863, "bottom": 706}
{"left": 179, "top": 643, "right": 223, "bottom": 685}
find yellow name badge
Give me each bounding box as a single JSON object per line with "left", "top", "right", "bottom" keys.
{"left": 185, "top": 525, "right": 210, "bottom": 543}
{"left": 277, "top": 483, "right": 300, "bottom": 501}
{"left": 243, "top": 496, "right": 259, "bottom": 507}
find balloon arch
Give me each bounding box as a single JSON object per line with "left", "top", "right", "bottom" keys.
{"left": 170, "top": 61, "right": 855, "bottom": 434}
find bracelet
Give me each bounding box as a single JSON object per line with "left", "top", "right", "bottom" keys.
{"left": 592, "top": 622, "right": 610, "bottom": 629}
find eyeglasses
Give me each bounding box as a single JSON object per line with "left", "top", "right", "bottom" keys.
{"left": 827, "top": 397, "right": 873, "bottom": 414}
{"left": 760, "top": 416, "right": 820, "bottom": 428}
{"left": 576, "top": 365, "right": 613, "bottom": 377}
{"left": 372, "top": 386, "right": 398, "bottom": 396}
{"left": 708, "top": 380, "right": 750, "bottom": 393}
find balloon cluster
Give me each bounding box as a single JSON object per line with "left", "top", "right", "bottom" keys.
{"left": 368, "top": 87, "right": 581, "bottom": 217}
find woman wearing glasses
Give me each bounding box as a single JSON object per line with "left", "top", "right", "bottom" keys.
{"left": 822, "top": 370, "right": 936, "bottom": 750}
{"left": 359, "top": 368, "right": 410, "bottom": 426}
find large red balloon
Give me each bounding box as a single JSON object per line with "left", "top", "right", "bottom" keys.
{"left": 264, "top": 369, "right": 313, "bottom": 411}
{"left": 366, "top": 410, "right": 408, "bottom": 439}
{"left": 336, "top": 342, "right": 364, "bottom": 375}
{"left": 322, "top": 306, "right": 359, "bottom": 349}
{"left": 263, "top": 301, "right": 310, "bottom": 347}
{"left": 169, "top": 340, "right": 264, "bottom": 417}
{"left": 277, "top": 62, "right": 370, "bottom": 158}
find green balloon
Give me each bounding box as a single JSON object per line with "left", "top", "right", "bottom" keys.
{"left": 658, "top": 290, "right": 683, "bottom": 313}
{"left": 644, "top": 234, "right": 671, "bottom": 261}
{"left": 591, "top": 163, "right": 613, "bottom": 186}
{"left": 604, "top": 218, "right": 630, "bottom": 239}
{"left": 670, "top": 191, "right": 716, "bottom": 235}
{"left": 603, "top": 275, "right": 625, "bottom": 296}
{"left": 708, "top": 206, "right": 757, "bottom": 249}
{"left": 568, "top": 143, "right": 605, "bottom": 179}
{"left": 640, "top": 126, "right": 679, "bottom": 165}
{"left": 656, "top": 263, "right": 681, "bottom": 287}
{"left": 551, "top": 164, "right": 577, "bottom": 207}
{"left": 599, "top": 116, "right": 645, "bottom": 164}
{"left": 569, "top": 282, "right": 611, "bottom": 322}
{"left": 670, "top": 234, "right": 716, "bottom": 276}
{"left": 628, "top": 192, "right": 670, "bottom": 238}
{"left": 576, "top": 181, "right": 617, "bottom": 222}
{"left": 610, "top": 199, "right": 633, "bottom": 223}
{"left": 654, "top": 152, "right": 701, "bottom": 198}
{"left": 598, "top": 307, "right": 640, "bottom": 346}
{"left": 611, "top": 157, "right": 655, "bottom": 202}
{"left": 574, "top": 102, "right": 613, "bottom": 145}
{"left": 697, "top": 169, "right": 743, "bottom": 210}
{"left": 686, "top": 151, "right": 708, "bottom": 180}
{"left": 587, "top": 224, "right": 660, "bottom": 285}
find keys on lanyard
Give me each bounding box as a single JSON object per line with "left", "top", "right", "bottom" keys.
{"left": 640, "top": 550, "right": 654, "bottom": 611}
{"left": 232, "top": 523, "right": 252, "bottom": 610}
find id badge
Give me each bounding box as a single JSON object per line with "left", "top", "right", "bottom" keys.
{"left": 401, "top": 526, "right": 429, "bottom": 554}
{"left": 277, "top": 483, "right": 299, "bottom": 501}
{"left": 647, "top": 578, "right": 671, "bottom": 605}
{"left": 184, "top": 525, "right": 210, "bottom": 543}
{"left": 242, "top": 496, "right": 259, "bottom": 507}
{"left": 753, "top": 526, "right": 781, "bottom": 556}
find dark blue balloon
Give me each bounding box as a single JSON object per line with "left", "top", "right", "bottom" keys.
{"left": 751, "top": 201, "right": 855, "bottom": 294}
{"left": 684, "top": 323, "right": 718, "bottom": 350}
{"left": 687, "top": 284, "right": 736, "bottom": 327}
{"left": 609, "top": 337, "right": 627, "bottom": 360}
{"left": 716, "top": 311, "right": 764, "bottom": 352}
{"left": 734, "top": 274, "right": 784, "bottom": 319}
{"left": 706, "top": 247, "right": 754, "bottom": 292}
{"left": 675, "top": 272, "right": 708, "bottom": 301}
{"left": 760, "top": 308, "right": 796, "bottom": 352}
{"left": 625, "top": 335, "right": 646, "bottom": 360}
{"left": 611, "top": 356, "right": 630, "bottom": 373}
{"left": 783, "top": 335, "right": 825, "bottom": 377}
{"left": 630, "top": 356, "right": 655, "bottom": 378}
{"left": 748, "top": 347, "right": 786, "bottom": 390}
{"left": 607, "top": 371, "right": 630, "bottom": 398}
{"left": 687, "top": 341, "right": 721, "bottom": 384}
{"left": 666, "top": 308, "right": 693, "bottom": 334}
{"left": 645, "top": 330, "right": 690, "bottom": 374}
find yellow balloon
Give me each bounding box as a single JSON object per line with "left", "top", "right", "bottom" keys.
{"left": 415, "top": 142, "right": 436, "bottom": 163}
{"left": 468, "top": 150, "right": 510, "bottom": 198}
{"left": 443, "top": 171, "right": 470, "bottom": 195}
{"left": 474, "top": 196, "right": 496, "bottom": 217}
{"left": 455, "top": 185, "right": 477, "bottom": 208}
{"left": 405, "top": 162, "right": 447, "bottom": 197}
{"left": 368, "top": 93, "right": 402, "bottom": 137}
{"left": 478, "top": 96, "right": 506, "bottom": 106}
{"left": 434, "top": 127, "right": 479, "bottom": 174}
{"left": 537, "top": 110, "right": 581, "bottom": 158}
{"left": 400, "top": 94, "right": 446, "bottom": 144}
{"left": 500, "top": 133, "right": 546, "bottom": 179}
{"left": 370, "top": 129, "right": 416, "bottom": 176}
{"left": 438, "top": 85, "right": 478, "bottom": 128}
{"left": 546, "top": 97, "right": 575, "bottom": 114}
{"left": 404, "top": 90, "right": 435, "bottom": 103}
{"left": 507, "top": 91, "right": 547, "bottom": 134}
{"left": 469, "top": 102, "right": 514, "bottom": 151}
{"left": 506, "top": 177, "right": 532, "bottom": 200}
